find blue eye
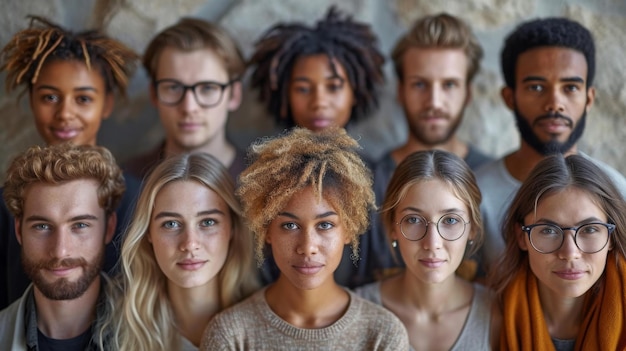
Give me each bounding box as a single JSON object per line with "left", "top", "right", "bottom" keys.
{"left": 318, "top": 221, "right": 334, "bottom": 230}
{"left": 282, "top": 222, "right": 299, "bottom": 230}
{"left": 200, "top": 218, "right": 217, "bottom": 227}
{"left": 163, "top": 220, "right": 181, "bottom": 229}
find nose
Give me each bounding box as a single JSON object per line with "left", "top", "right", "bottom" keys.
{"left": 179, "top": 88, "right": 201, "bottom": 113}
{"left": 296, "top": 228, "right": 319, "bottom": 256}
{"left": 421, "top": 222, "right": 443, "bottom": 250}
{"left": 311, "top": 87, "right": 329, "bottom": 109}
{"left": 557, "top": 230, "right": 581, "bottom": 260}
{"left": 426, "top": 84, "right": 443, "bottom": 110}
{"left": 50, "top": 228, "right": 71, "bottom": 258}
{"left": 179, "top": 228, "right": 200, "bottom": 252}
{"left": 544, "top": 88, "right": 565, "bottom": 113}
{"left": 55, "top": 98, "right": 75, "bottom": 121}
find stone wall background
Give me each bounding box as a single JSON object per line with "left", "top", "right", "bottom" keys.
{"left": 1, "top": 0, "right": 626, "bottom": 181}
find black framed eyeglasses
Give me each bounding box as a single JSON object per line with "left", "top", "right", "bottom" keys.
{"left": 154, "top": 79, "right": 236, "bottom": 108}
{"left": 397, "top": 213, "right": 469, "bottom": 241}
{"left": 521, "top": 222, "right": 615, "bottom": 254}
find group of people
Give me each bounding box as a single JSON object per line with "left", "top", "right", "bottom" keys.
{"left": 0, "top": 5, "right": 625, "bottom": 351}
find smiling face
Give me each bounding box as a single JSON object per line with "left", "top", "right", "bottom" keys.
{"left": 15, "top": 179, "right": 114, "bottom": 300}
{"left": 502, "top": 47, "right": 595, "bottom": 155}
{"left": 266, "top": 186, "right": 349, "bottom": 290}
{"left": 149, "top": 180, "right": 232, "bottom": 290}
{"left": 391, "top": 179, "right": 472, "bottom": 284}
{"left": 152, "top": 47, "right": 241, "bottom": 153}
{"left": 29, "top": 60, "right": 113, "bottom": 146}
{"left": 288, "top": 54, "right": 355, "bottom": 131}
{"left": 520, "top": 187, "right": 610, "bottom": 300}
{"left": 398, "top": 48, "right": 470, "bottom": 146}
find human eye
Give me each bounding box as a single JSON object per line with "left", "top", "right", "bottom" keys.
{"left": 41, "top": 94, "right": 59, "bottom": 103}
{"left": 410, "top": 80, "right": 427, "bottom": 90}
{"left": 527, "top": 84, "right": 543, "bottom": 92}
{"left": 197, "top": 83, "right": 220, "bottom": 95}
{"left": 404, "top": 215, "right": 424, "bottom": 225}
{"left": 200, "top": 218, "right": 217, "bottom": 227}
{"left": 443, "top": 80, "right": 459, "bottom": 89}
{"left": 441, "top": 214, "right": 461, "bottom": 226}
{"left": 327, "top": 80, "right": 344, "bottom": 92}
{"left": 32, "top": 223, "right": 51, "bottom": 231}
{"left": 579, "top": 224, "right": 602, "bottom": 235}
{"left": 160, "top": 82, "right": 183, "bottom": 93}
{"left": 76, "top": 95, "right": 94, "bottom": 104}
{"left": 538, "top": 225, "right": 559, "bottom": 236}
{"left": 564, "top": 84, "right": 581, "bottom": 93}
{"left": 72, "top": 222, "right": 90, "bottom": 230}
{"left": 162, "top": 220, "right": 181, "bottom": 230}
{"left": 292, "top": 84, "right": 310, "bottom": 94}
{"left": 317, "top": 221, "right": 335, "bottom": 231}
{"left": 281, "top": 222, "right": 299, "bottom": 231}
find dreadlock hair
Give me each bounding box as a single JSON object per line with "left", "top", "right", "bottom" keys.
{"left": 249, "top": 6, "right": 385, "bottom": 127}
{"left": 1, "top": 15, "right": 139, "bottom": 96}
{"left": 237, "top": 127, "right": 375, "bottom": 265}
{"left": 501, "top": 17, "right": 595, "bottom": 89}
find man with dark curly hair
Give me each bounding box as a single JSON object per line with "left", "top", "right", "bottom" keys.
{"left": 475, "top": 17, "right": 626, "bottom": 274}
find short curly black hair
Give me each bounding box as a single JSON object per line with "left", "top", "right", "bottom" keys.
{"left": 248, "top": 6, "right": 385, "bottom": 127}
{"left": 501, "top": 17, "right": 595, "bottom": 89}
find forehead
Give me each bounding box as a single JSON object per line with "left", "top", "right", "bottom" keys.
{"left": 155, "top": 47, "right": 228, "bottom": 82}
{"left": 291, "top": 54, "right": 348, "bottom": 79}
{"left": 33, "top": 59, "right": 106, "bottom": 91}
{"left": 515, "top": 47, "right": 588, "bottom": 82}
{"left": 153, "top": 180, "right": 228, "bottom": 212}
{"left": 527, "top": 187, "right": 605, "bottom": 223}
{"left": 22, "top": 179, "right": 103, "bottom": 218}
{"left": 399, "top": 179, "right": 468, "bottom": 212}
{"left": 401, "top": 47, "right": 469, "bottom": 79}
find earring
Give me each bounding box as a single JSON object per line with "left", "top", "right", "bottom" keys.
{"left": 392, "top": 240, "right": 398, "bottom": 248}
{"left": 468, "top": 240, "right": 474, "bottom": 246}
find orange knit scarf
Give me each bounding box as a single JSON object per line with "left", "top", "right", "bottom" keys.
{"left": 501, "top": 255, "right": 626, "bottom": 350}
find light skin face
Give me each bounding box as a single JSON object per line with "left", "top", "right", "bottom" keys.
{"left": 148, "top": 180, "right": 232, "bottom": 290}
{"left": 398, "top": 48, "right": 471, "bottom": 146}
{"left": 391, "top": 180, "right": 473, "bottom": 284}
{"left": 519, "top": 187, "right": 610, "bottom": 300}
{"left": 29, "top": 60, "right": 114, "bottom": 146}
{"left": 15, "top": 179, "right": 115, "bottom": 300}
{"left": 151, "top": 47, "right": 242, "bottom": 153}
{"left": 502, "top": 47, "right": 595, "bottom": 149}
{"left": 288, "top": 54, "right": 355, "bottom": 131}
{"left": 266, "top": 186, "right": 350, "bottom": 290}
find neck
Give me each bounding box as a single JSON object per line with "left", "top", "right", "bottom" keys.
{"left": 393, "top": 135, "right": 467, "bottom": 165}
{"left": 394, "top": 271, "right": 472, "bottom": 315}
{"left": 505, "top": 142, "right": 578, "bottom": 182}
{"left": 34, "top": 277, "right": 101, "bottom": 339}
{"left": 168, "top": 280, "right": 220, "bottom": 347}
{"left": 164, "top": 131, "right": 235, "bottom": 168}
{"left": 537, "top": 283, "right": 584, "bottom": 340}
{"left": 265, "top": 275, "right": 350, "bottom": 329}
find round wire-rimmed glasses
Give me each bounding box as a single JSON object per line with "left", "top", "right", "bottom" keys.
{"left": 521, "top": 222, "right": 615, "bottom": 254}
{"left": 154, "top": 79, "right": 236, "bottom": 107}
{"left": 397, "top": 213, "right": 469, "bottom": 241}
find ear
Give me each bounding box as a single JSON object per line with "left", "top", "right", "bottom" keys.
{"left": 149, "top": 83, "right": 159, "bottom": 107}
{"left": 585, "top": 86, "right": 595, "bottom": 112}
{"left": 14, "top": 218, "right": 23, "bottom": 246}
{"left": 102, "top": 93, "right": 115, "bottom": 120}
{"left": 501, "top": 86, "right": 515, "bottom": 111}
{"left": 517, "top": 227, "right": 528, "bottom": 251}
{"left": 227, "top": 81, "right": 243, "bottom": 111}
{"left": 104, "top": 213, "right": 117, "bottom": 245}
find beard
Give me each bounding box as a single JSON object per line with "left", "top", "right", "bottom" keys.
{"left": 514, "top": 108, "right": 586, "bottom": 156}
{"left": 407, "top": 107, "right": 465, "bottom": 146}
{"left": 22, "top": 248, "right": 104, "bottom": 300}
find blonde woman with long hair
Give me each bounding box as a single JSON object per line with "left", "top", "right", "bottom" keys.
{"left": 112, "top": 152, "right": 258, "bottom": 350}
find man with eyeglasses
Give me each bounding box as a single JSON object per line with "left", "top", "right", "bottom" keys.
{"left": 474, "top": 17, "right": 626, "bottom": 274}
{"left": 126, "top": 18, "right": 246, "bottom": 181}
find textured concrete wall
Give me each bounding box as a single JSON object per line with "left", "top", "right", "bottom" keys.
{"left": 1, "top": 0, "right": 626, "bottom": 181}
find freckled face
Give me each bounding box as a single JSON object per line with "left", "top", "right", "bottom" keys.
{"left": 288, "top": 54, "right": 355, "bottom": 131}
{"left": 266, "top": 186, "right": 350, "bottom": 290}
{"left": 29, "top": 60, "right": 113, "bottom": 146}
{"left": 149, "top": 181, "right": 232, "bottom": 290}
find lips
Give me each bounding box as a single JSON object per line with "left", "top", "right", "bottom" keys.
{"left": 310, "top": 117, "right": 333, "bottom": 130}
{"left": 52, "top": 127, "right": 80, "bottom": 140}
{"left": 293, "top": 262, "right": 324, "bottom": 275}
{"left": 553, "top": 269, "right": 586, "bottom": 280}
{"left": 418, "top": 258, "right": 446, "bottom": 269}
{"left": 177, "top": 259, "right": 208, "bottom": 271}
{"left": 46, "top": 265, "right": 80, "bottom": 277}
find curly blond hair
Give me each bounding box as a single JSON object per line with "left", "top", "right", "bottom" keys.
{"left": 237, "top": 127, "right": 375, "bottom": 264}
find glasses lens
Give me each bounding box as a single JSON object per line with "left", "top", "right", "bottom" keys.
{"left": 575, "top": 223, "right": 610, "bottom": 253}
{"left": 193, "top": 82, "right": 225, "bottom": 107}
{"left": 437, "top": 213, "right": 466, "bottom": 240}
{"left": 529, "top": 224, "right": 563, "bottom": 253}
{"left": 400, "top": 215, "right": 427, "bottom": 241}
{"left": 156, "top": 81, "right": 184, "bottom": 104}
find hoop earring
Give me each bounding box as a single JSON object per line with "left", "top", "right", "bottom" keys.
{"left": 392, "top": 240, "right": 398, "bottom": 248}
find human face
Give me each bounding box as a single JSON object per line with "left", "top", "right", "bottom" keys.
{"left": 266, "top": 186, "right": 349, "bottom": 290}
{"left": 29, "top": 60, "right": 113, "bottom": 146}
{"left": 15, "top": 179, "right": 114, "bottom": 300}
{"left": 152, "top": 48, "right": 241, "bottom": 152}
{"left": 398, "top": 48, "right": 470, "bottom": 146}
{"left": 519, "top": 187, "right": 610, "bottom": 299}
{"left": 502, "top": 47, "right": 595, "bottom": 155}
{"left": 149, "top": 181, "right": 232, "bottom": 290}
{"left": 392, "top": 180, "right": 472, "bottom": 284}
{"left": 288, "top": 54, "right": 355, "bottom": 131}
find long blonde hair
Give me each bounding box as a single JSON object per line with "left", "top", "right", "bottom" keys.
{"left": 112, "top": 153, "right": 258, "bottom": 350}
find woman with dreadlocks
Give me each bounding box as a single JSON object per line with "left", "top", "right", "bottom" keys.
{"left": 248, "top": 6, "right": 385, "bottom": 132}
{"left": 0, "top": 15, "right": 140, "bottom": 310}
{"left": 200, "top": 128, "right": 408, "bottom": 350}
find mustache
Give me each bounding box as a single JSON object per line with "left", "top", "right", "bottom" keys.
{"left": 32, "top": 257, "right": 88, "bottom": 270}
{"left": 533, "top": 112, "right": 573, "bottom": 128}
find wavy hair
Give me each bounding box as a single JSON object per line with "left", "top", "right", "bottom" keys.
{"left": 237, "top": 127, "right": 375, "bottom": 264}
{"left": 112, "top": 152, "right": 258, "bottom": 350}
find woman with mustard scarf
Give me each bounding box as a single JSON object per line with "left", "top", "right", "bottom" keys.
{"left": 490, "top": 154, "right": 626, "bottom": 351}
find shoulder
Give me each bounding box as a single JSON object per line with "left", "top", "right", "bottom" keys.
{"left": 0, "top": 289, "right": 30, "bottom": 349}
{"left": 582, "top": 154, "right": 626, "bottom": 199}
{"left": 465, "top": 145, "right": 494, "bottom": 171}
{"left": 123, "top": 142, "right": 164, "bottom": 180}
{"left": 346, "top": 292, "right": 409, "bottom": 349}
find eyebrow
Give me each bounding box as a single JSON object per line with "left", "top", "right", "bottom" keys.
{"left": 536, "top": 217, "right": 605, "bottom": 226}
{"left": 24, "top": 214, "right": 99, "bottom": 222}
{"left": 35, "top": 85, "right": 99, "bottom": 93}
{"left": 521, "top": 76, "right": 585, "bottom": 84}
{"left": 400, "top": 206, "right": 465, "bottom": 214}
{"left": 153, "top": 209, "right": 225, "bottom": 220}
{"left": 277, "top": 211, "right": 338, "bottom": 220}
{"left": 292, "top": 75, "right": 345, "bottom": 83}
